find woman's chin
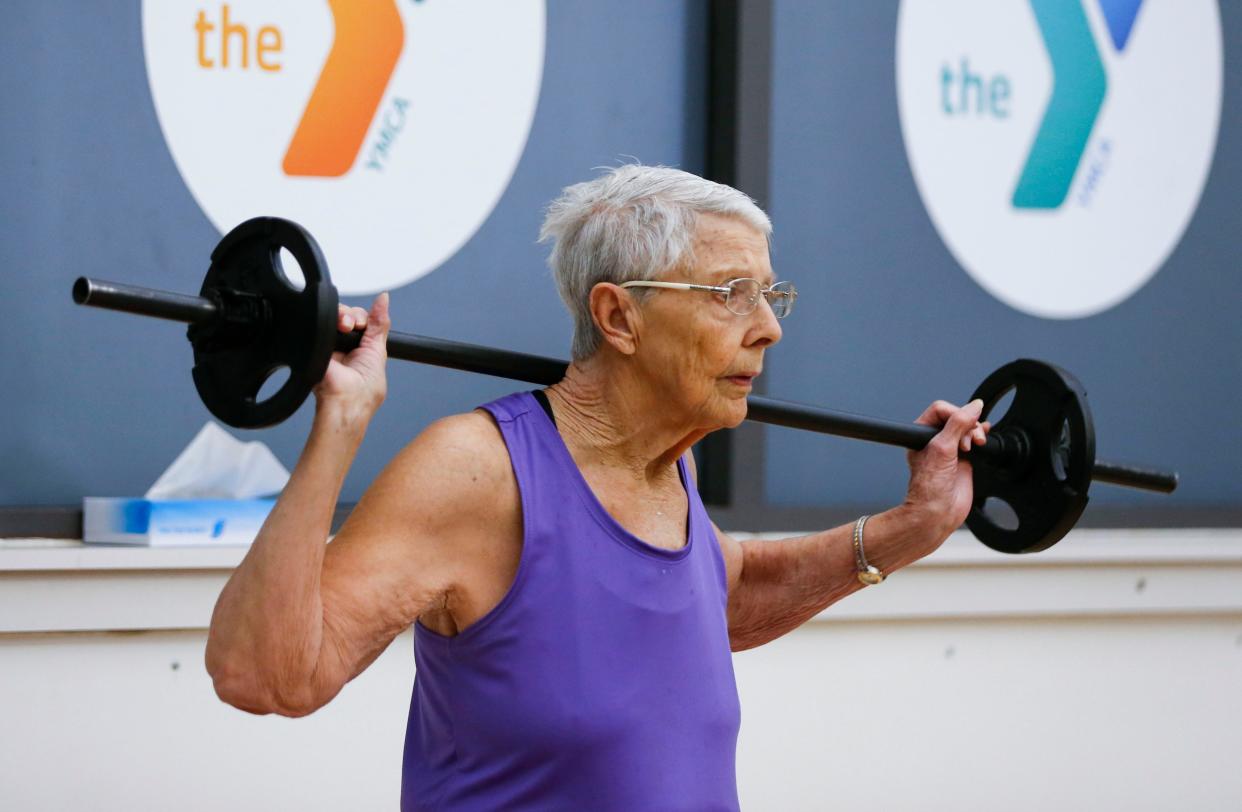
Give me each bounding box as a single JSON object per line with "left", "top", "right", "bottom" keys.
{"left": 717, "top": 398, "right": 749, "bottom": 430}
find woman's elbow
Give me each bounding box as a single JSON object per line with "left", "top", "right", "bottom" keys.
{"left": 206, "top": 655, "right": 324, "bottom": 718}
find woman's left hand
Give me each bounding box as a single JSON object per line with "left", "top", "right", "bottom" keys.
{"left": 902, "top": 399, "right": 991, "bottom": 545}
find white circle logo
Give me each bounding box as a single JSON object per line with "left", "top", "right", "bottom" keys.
{"left": 896, "top": 0, "right": 1221, "bottom": 318}
{"left": 143, "top": 1, "right": 545, "bottom": 294}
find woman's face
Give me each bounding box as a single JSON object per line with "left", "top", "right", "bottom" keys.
{"left": 631, "top": 213, "right": 783, "bottom": 432}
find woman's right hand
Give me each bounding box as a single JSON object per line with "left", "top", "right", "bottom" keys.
{"left": 313, "top": 292, "right": 392, "bottom": 420}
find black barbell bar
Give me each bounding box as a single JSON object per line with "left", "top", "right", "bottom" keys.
{"left": 72, "top": 276, "right": 1177, "bottom": 495}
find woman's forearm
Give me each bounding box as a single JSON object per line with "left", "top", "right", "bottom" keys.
{"left": 205, "top": 402, "right": 370, "bottom": 715}
{"left": 727, "top": 505, "right": 940, "bottom": 651}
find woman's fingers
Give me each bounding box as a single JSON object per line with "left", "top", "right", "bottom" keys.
{"left": 960, "top": 415, "right": 992, "bottom": 452}
{"left": 337, "top": 304, "right": 371, "bottom": 332}
{"left": 914, "top": 399, "right": 958, "bottom": 427}
{"left": 916, "top": 400, "right": 991, "bottom": 454}
{"left": 365, "top": 293, "right": 389, "bottom": 338}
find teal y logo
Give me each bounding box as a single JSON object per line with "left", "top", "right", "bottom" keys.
{"left": 1013, "top": 0, "right": 1108, "bottom": 208}
{"left": 1012, "top": 0, "right": 1144, "bottom": 208}
{"left": 896, "top": 0, "right": 1221, "bottom": 318}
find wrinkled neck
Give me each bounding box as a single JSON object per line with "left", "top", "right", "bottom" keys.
{"left": 547, "top": 355, "right": 708, "bottom": 483}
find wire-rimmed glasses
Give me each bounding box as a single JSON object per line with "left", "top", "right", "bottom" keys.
{"left": 618, "top": 278, "right": 797, "bottom": 318}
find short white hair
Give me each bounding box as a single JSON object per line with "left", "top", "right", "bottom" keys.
{"left": 539, "top": 164, "right": 772, "bottom": 360}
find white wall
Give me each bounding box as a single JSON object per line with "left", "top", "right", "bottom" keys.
{"left": 734, "top": 616, "right": 1242, "bottom": 811}
{"left": 3, "top": 531, "right": 1241, "bottom": 811}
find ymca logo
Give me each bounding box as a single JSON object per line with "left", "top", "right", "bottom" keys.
{"left": 144, "top": 1, "right": 545, "bottom": 294}
{"left": 1010, "top": 0, "right": 1147, "bottom": 209}
{"left": 897, "top": 0, "right": 1222, "bottom": 318}
{"left": 277, "top": 1, "right": 405, "bottom": 177}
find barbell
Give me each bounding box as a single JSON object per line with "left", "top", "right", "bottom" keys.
{"left": 72, "top": 217, "right": 1178, "bottom": 554}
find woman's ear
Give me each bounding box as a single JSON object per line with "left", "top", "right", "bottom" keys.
{"left": 589, "top": 283, "right": 642, "bottom": 356}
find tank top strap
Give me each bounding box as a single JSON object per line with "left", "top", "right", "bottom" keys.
{"left": 477, "top": 389, "right": 537, "bottom": 425}
{"left": 680, "top": 453, "right": 731, "bottom": 598}
{"left": 477, "top": 391, "right": 579, "bottom": 532}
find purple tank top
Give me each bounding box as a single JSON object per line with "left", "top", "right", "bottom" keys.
{"left": 400, "top": 391, "right": 741, "bottom": 811}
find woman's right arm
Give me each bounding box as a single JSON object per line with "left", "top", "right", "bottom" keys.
{"left": 204, "top": 295, "right": 512, "bottom": 716}
{"left": 204, "top": 402, "right": 366, "bottom": 715}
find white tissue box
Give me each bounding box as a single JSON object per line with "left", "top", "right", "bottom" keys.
{"left": 83, "top": 497, "right": 276, "bottom": 546}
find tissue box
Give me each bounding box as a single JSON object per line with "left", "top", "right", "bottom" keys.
{"left": 83, "top": 497, "right": 276, "bottom": 546}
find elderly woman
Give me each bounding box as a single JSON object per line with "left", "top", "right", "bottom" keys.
{"left": 206, "top": 165, "right": 988, "bottom": 811}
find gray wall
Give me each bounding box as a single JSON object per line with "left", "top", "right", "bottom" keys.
{"left": 764, "top": 2, "right": 1241, "bottom": 513}
{"left": 2, "top": 1, "right": 1237, "bottom": 523}
{"left": 1, "top": 1, "right": 706, "bottom": 506}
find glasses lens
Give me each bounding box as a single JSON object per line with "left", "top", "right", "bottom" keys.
{"left": 768, "top": 281, "right": 796, "bottom": 318}
{"left": 725, "top": 278, "right": 762, "bottom": 315}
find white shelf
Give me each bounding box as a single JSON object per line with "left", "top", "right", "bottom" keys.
{"left": 0, "top": 537, "right": 250, "bottom": 571}
{"left": 2, "top": 529, "right": 1240, "bottom": 634}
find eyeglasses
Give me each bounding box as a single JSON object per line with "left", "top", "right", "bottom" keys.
{"left": 618, "top": 278, "right": 798, "bottom": 318}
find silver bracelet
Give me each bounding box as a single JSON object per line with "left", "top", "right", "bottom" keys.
{"left": 853, "top": 514, "right": 886, "bottom": 586}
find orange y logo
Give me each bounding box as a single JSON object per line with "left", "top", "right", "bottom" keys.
{"left": 144, "top": 0, "right": 546, "bottom": 292}
{"left": 282, "top": 0, "right": 405, "bottom": 177}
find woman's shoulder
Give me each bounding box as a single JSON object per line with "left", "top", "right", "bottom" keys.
{"left": 390, "top": 410, "right": 513, "bottom": 497}
{"left": 357, "top": 409, "right": 520, "bottom": 565}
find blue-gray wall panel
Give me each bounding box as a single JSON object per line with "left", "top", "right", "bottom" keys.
{"left": 1, "top": 1, "right": 707, "bottom": 505}
{"left": 764, "top": 1, "right": 1241, "bottom": 509}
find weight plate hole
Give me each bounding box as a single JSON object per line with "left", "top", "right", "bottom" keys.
{"left": 986, "top": 385, "right": 1016, "bottom": 425}
{"left": 277, "top": 247, "right": 306, "bottom": 292}
{"left": 981, "top": 497, "right": 1020, "bottom": 531}
{"left": 256, "top": 366, "right": 291, "bottom": 404}
{"left": 1051, "top": 418, "right": 1071, "bottom": 482}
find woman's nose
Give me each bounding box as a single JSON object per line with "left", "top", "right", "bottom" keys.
{"left": 748, "top": 296, "right": 782, "bottom": 347}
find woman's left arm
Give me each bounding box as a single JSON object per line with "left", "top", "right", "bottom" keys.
{"left": 714, "top": 507, "right": 936, "bottom": 651}
{"left": 707, "top": 398, "right": 989, "bottom": 651}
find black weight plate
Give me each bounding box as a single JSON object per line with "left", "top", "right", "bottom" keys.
{"left": 965, "top": 359, "right": 1096, "bottom": 554}
{"left": 187, "top": 217, "right": 338, "bottom": 428}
